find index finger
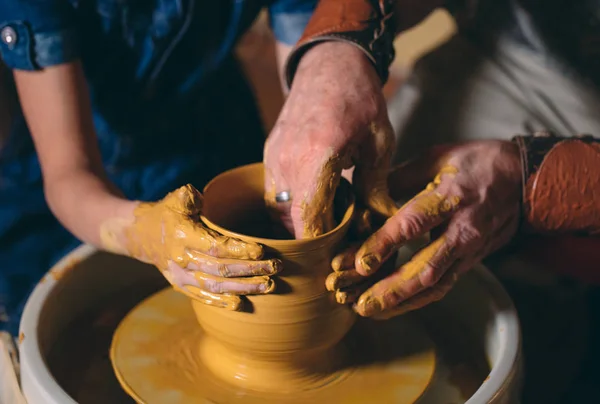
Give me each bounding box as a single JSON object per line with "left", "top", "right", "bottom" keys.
{"left": 353, "top": 123, "right": 398, "bottom": 219}
{"left": 354, "top": 167, "right": 461, "bottom": 275}
{"left": 298, "top": 154, "right": 343, "bottom": 238}
{"left": 353, "top": 236, "right": 458, "bottom": 317}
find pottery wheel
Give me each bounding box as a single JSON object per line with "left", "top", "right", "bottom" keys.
{"left": 111, "top": 288, "right": 437, "bottom": 404}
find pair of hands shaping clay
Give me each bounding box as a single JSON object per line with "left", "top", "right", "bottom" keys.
{"left": 107, "top": 138, "right": 532, "bottom": 321}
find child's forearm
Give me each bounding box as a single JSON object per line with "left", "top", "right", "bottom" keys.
{"left": 43, "top": 168, "right": 136, "bottom": 250}
{"left": 13, "top": 61, "right": 135, "bottom": 251}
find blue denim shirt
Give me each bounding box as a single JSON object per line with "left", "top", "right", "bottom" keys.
{"left": 0, "top": 0, "right": 317, "bottom": 335}
{"left": 0, "top": 0, "right": 314, "bottom": 70}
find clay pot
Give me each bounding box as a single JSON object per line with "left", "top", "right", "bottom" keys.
{"left": 194, "top": 163, "right": 356, "bottom": 394}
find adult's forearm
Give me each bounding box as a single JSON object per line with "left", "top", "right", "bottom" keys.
{"left": 285, "top": 0, "right": 397, "bottom": 88}
{"left": 284, "top": 0, "right": 445, "bottom": 89}
{"left": 513, "top": 132, "right": 600, "bottom": 235}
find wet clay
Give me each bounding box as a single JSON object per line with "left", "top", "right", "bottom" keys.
{"left": 111, "top": 288, "right": 437, "bottom": 404}
{"left": 352, "top": 166, "right": 461, "bottom": 316}
{"left": 355, "top": 236, "right": 450, "bottom": 318}
{"left": 100, "top": 181, "right": 284, "bottom": 310}
{"left": 356, "top": 165, "right": 460, "bottom": 275}
{"left": 192, "top": 163, "right": 356, "bottom": 393}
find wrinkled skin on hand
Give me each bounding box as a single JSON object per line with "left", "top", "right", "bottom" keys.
{"left": 117, "top": 185, "right": 281, "bottom": 310}
{"left": 328, "top": 140, "right": 522, "bottom": 319}
{"left": 264, "top": 42, "right": 398, "bottom": 239}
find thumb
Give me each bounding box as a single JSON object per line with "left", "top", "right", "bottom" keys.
{"left": 353, "top": 122, "right": 399, "bottom": 219}
{"left": 296, "top": 155, "right": 343, "bottom": 238}
{"left": 161, "top": 184, "right": 204, "bottom": 215}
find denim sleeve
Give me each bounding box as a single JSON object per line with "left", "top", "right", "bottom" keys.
{"left": 268, "top": 0, "right": 318, "bottom": 46}
{"left": 0, "top": 1, "right": 79, "bottom": 70}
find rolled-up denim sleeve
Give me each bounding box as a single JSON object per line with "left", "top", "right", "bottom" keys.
{"left": 269, "top": 0, "right": 318, "bottom": 46}
{"left": 0, "top": 1, "right": 79, "bottom": 70}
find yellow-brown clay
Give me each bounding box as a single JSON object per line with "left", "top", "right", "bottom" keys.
{"left": 181, "top": 285, "right": 242, "bottom": 311}
{"left": 111, "top": 288, "right": 437, "bottom": 404}
{"left": 326, "top": 269, "right": 365, "bottom": 291}
{"left": 335, "top": 286, "right": 367, "bottom": 305}
{"left": 192, "top": 163, "right": 356, "bottom": 393}
{"left": 408, "top": 165, "right": 460, "bottom": 218}
{"left": 192, "top": 271, "right": 276, "bottom": 294}
{"left": 99, "top": 182, "right": 282, "bottom": 306}
{"left": 355, "top": 236, "right": 448, "bottom": 316}
{"left": 300, "top": 150, "right": 342, "bottom": 238}
{"left": 106, "top": 185, "right": 264, "bottom": 272}
{"left": 111, "top": 164, "right": 439, "bottom": 403}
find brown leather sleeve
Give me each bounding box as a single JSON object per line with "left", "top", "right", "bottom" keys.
{"left": 284, "top": 0, "right": 397, "bottom": 88}
{"left": 513, "top": 131, "right": 600, "bottom": 235}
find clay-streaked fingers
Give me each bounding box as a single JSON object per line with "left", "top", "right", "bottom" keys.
{"left": 173, "top": 285, "right": 243, "bottom": 311}
{"left": 196, "top": 224, "right": 264, "bottom": 260}
{"left": 335, "top": 283, "right": 371, "bottom": 304}
{"left": 352, "top": 123, "right": 399, "bottom": 220}
{"left": 186, "top": 249, "right": 282, "bottom": 277}
{"left": 331, "top": 244, "right": 361, "bottom": 271}
{"left": 354, "top": 173, "right": 461, "bottom": 276}
{"left": 162, "top": 184, "right": 204, "bottom": 215}
{"left": 326, "top": 269, "right": 366, "bottom": 291}
{"left": 353, "top": 236, "right": 459, "bottom": 317}
{"left": 369, "top": 268, "right": 462, "bottom": 320}
{"left": 191, "top": 272, "right": 276, "bottom": 295}
{"left": 298, "top": 155, "right": 343, "bottom": 238}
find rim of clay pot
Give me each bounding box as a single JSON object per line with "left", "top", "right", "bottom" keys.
{"left": 200, "top": 163, "right": 356, "bottom": 248}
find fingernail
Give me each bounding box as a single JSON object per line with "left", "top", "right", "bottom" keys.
{"left": 355, "top": 295, "right": 382, "bottom": 317}
{"left": 336, "top": 289, "right": 361, "bottom": 305}
{"left": 331, "top": 256, "right": 343, "bottom": 271}
{"left": 335, "top": 290, "right": 349, "bottom": 304}
{"left": 247, "top": 245, "right": 263, "bottom": 260}
{"left": 261, "top": 279, "right": 277, "bottom": 293}
{"left": 359, "top": 254, "right": 379, "bottom": 274}
{"left": 269, "top": 259, "right": 283, "bottom": 274}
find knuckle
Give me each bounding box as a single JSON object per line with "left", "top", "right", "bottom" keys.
{"left": 430, "top": 286, "right": 448, "bottom": 302}
{"left": 386, "top": 288, "right": 407, "bottom": 307}
{"left": 418, "top": 264, "right": 442, "bottom": 288}
{"left": 456, "top": 223, "right": 483, "bottom": 245}
{"left": 217, "top": 263, "right": 231, "bottom": 277}
{"left": 392, "top": 213, "right": 425, "bottom": 240}
{"left": 205, "top": 279, "right": 224, "bottom": 294}
{"left": 277, "top": 150, "right": 294, "bottom": 173}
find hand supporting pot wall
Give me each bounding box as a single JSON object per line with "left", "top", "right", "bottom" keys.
{"left": 327, "top": 136, "right": 600, "bottom": 319}
{"left": 101, "top": 185, "right": 282, "bottom": 311}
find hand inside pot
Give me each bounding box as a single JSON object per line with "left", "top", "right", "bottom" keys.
{"left": 107, "top": 185, "right": 282, "bottom": 311}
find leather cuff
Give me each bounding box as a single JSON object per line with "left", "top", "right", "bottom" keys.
{"left": 284, "top": 0, "right": 396, "bottom": 89}
{"left": 512, "top": 131, "right": 600, "bottom": 235}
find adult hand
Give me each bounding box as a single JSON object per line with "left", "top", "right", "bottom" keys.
{"left": 264, "top": 42, "right": 398, "bottom": 239}
{"left": 327, "top": 140, "right": 522, "bottom": 319}
{"left": 108, "top": 185, "right": 282, "bottom": 311}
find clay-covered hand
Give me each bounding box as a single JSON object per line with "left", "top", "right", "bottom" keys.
{"left": 329, "top": 140, "right": 523, "bottom": 319}
{"left": 264, "top": 42, "right": 398, "bottom": 239}
{"left": 117, "top": 185, "right": 281, "bottom": 310}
